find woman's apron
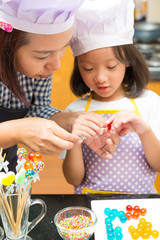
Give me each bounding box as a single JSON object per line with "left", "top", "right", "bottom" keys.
{"left": 74, "top": 94, "right": 157, "bottom": 194}
{"left": 0, "top": 106, "right": 29, "bottom": 172}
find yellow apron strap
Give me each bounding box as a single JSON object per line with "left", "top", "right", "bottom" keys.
{"left": 130, "top": 98, "right": 142, "bottom": 117}
{"left": 82, "top": 187, "right": 132, "bottom": 194}
{"left": 85, "top": 94, "right": 92, "bottom": 111}
{"left": 85, "top": 95, "right": 141, "bottom": 117}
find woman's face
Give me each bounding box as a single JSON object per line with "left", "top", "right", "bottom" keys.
{"left": 14, "top": 27, "right": 73, "bottom": 78}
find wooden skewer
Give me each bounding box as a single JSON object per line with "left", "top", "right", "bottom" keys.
{"left": 15, "top": 182, "right": 31, "bottom": 235}
{"left": 0, "top": 187, "right": 16, "bottom": 234}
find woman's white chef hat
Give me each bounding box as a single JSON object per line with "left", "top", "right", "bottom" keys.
{"left": 0, "top": 0, "right": 84, "bottom": 34}
{"left": 71, "top": 0, "right": 135, "bottom": 57}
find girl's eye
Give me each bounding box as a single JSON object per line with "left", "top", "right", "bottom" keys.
{"left": 84, "top": 68, "right": 93, "bottom": 71}
{"left": 35, "top": 56, "right": 48, "bottom": 60}
{"left": 108, "top": 64, "right": 117, "bottom": 70}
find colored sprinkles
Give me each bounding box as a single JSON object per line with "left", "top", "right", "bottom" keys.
{"left": 58, "top": 215, "right": 94, "bottom": 239}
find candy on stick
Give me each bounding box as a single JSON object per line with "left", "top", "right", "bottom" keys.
{"left": 15, "top": 169, "right": 26, "bottom": 185}
{"left": 24, "top": 161, "right": 33, "bottom": 170}
{"left": 33, "top": 161, "right": 45, "bottom": 172}
{"left": 0, "top": 148, "right": 45, "bottom": 238}
{"left": 33, "top": 152, "right": 42, "bottom": 161}
{"left": 1, "top": 172, "right": 15, "bottom": 186}
{"left": 25, "top": 169, "right": 35, "bottom": 180}
{"left": 28, "top": 152, "right": 35, "bottom": 162}
{"left": 17, "top": 148, "right": 27, "bottom": 159}
{"left": 0, "top": 148, "right": 45, "bottom": 190}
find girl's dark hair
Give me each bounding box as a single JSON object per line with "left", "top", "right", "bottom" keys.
{"left": 0, "top": 29, "right": 30, "bottom": 106}
{"left": 70, "top": 44, "right": 150, "bottom": 98}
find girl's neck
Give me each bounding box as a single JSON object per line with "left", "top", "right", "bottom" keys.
{"left": 92, "top": 89, "right": 125, "bottom": 102}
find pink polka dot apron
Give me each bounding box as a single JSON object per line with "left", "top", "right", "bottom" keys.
{"left": 74, "top": 94, "right": 157, "bottom": 194}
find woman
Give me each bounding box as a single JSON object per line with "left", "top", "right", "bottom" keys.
{"left": 0, "top": 0, "right": 119, "bottom": 170}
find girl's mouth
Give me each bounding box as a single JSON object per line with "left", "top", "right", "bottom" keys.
{"left": 97, "top": 86, "right": 109, "bottom": 92}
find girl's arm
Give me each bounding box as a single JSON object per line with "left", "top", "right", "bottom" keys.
{"left": 107, "top": 110, "right": 160, "bottom": 171}
{"left": 63, "top": 144, "right": 85, "bottom": 186}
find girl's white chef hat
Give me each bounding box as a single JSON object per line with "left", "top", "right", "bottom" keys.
{"left": 71, "top": 0, "right": 135, "bottom": 57}
{"left": 0, "top": 0, "right": 84, "bottom": 34}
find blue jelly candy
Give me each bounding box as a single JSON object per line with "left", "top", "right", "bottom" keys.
{"left": 115, "top": 232, "right": 123, "bottom": 240}
{"left": 111, "top": 209, "right": 119, "bottom": 217}
{"left": 118, "top": 210, "right": 125, "bottom": 218}
{"left": 120, "top": 215, "right": 127, "bottom": 223}
{"left": 108, "top": 212, "right": 116, "bottom": 221}
{"left": 107, "top": 232, "right": 115, "bottom": 240}
{"left": 115, "top": 226, "right": 122, "bottom": 233}
{"left": 105, "top": 217, "right": 112, "bottom": 224}
{"left": 106, "top": 222, "right": 113, "bottom": 229}
{"left": 104, "top": 208, "right": 111, "bottom": 216}
{"left": 106, "top": 227, "right": 114, "bottom": 234}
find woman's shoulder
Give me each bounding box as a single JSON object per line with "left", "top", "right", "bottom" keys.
{"left": 65, "top": 95, "right": 89, "bottom": 112}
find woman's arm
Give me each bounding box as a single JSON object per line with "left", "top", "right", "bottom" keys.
{"left": 0, "top": 118, "right": 81, "bottom": 154}
{"left": 63, "top": 144, "right": 85, "bottom": 186}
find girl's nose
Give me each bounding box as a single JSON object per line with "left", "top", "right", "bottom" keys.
{"left": 95, "top": 70, "right": 108, "bottom": 83}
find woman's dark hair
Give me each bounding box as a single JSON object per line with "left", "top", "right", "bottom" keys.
{"left": 70, "top": 44, "right": 150, "bottom": 98}
{"left": 0, "top": 29, "right": 30, "bottom": 106}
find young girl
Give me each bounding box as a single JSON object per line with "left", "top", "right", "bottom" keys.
{"left": 62, "top": 0, "right": 160, "bottom": 194}
{"left": 0, "top": 0, "right": 119, "bottom": 171}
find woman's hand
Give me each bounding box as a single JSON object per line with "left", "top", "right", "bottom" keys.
{"left": 2, "top": 118, "right": 82, "bottom": 155}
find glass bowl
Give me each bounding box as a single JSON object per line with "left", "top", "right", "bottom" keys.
{"left": 0, "top": 226, "right": 4, "bottom": 240}
{"left": 54, "top": 206, "right": 97, "bottom": 240}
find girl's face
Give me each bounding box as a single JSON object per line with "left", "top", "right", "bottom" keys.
{"left": 77, "top": 47, "right": 127, "bottom": 102}
{"left": 14, "top": 27, "right": 73, "bottom": 78}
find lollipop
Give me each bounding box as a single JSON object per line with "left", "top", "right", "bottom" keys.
{"left": 33, "top": 152, "right": 42, "bottom": 161}
{"left": 33, "top": 161, "right": 45, "bottom": 172}
{"left": 24, "top": 161, "right": 33, "bottom": 170}
{"left": 15, "top": 168, "right": 26, "bottom": 185}
{"left": 1, "top": 171, "right": 15, "bottom": 186}
{"left": 28, "top": 152, "right": 35, "bottom": 162}
{"left": 17, "top": 148, "right": 27, "bottom": 159}
{"left": 25, "top": 169, "right": 35, "bottom": 180}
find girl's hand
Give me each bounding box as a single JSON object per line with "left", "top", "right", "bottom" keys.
{"left": 71, "top": 112, "right": 107, "bottom": 138}
{"left": 70, "top": 112, "right": 121, "bottom": 159}
{"left": 12, "top": 118, "right": 82, "bottom": 155}
{"left": 106, "top": 110, "right": 149, "bottom": 136}
{"left": 84, "top": 130, "right": 121, "bottom": 159}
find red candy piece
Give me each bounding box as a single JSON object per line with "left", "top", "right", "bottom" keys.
{"left": 107, "top": 121, "right": 113, "bottom": 131}
{"left": 28, "top": 152, "right": 35, "bottom": 162}
{"left": 126, "top": 205, "right": 133, "bottom": 212}
{"left": 133, "top": 205, "right": 140, "bottom": 212}
{"left": 140, "top": 208, "right": 147, "bottom": 216}
{"left": 125, "top": 212, "right": 133, "bottom": 220}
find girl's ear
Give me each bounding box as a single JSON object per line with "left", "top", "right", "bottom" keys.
{"left": 126, "top": 63, "right": 130, "bottom": 67}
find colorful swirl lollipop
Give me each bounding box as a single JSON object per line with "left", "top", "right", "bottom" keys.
{"left": 33, "top": 161, "right": 45, "bottom": 172}
{"left": 17, "top": 148, "right": 27, "bottom": 159}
